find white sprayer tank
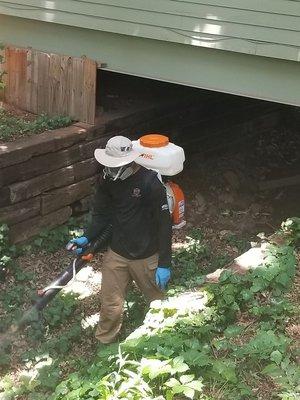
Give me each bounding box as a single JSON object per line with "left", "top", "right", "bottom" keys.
{"left": 132, "top": 134, "right": 185, "bottom": 176}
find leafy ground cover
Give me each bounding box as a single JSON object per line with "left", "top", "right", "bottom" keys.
{"left": 0, "top": 218, "right": 299, "bottom": 400}
{"left": 0, "top": 107, "right": 72, "bottom": 142}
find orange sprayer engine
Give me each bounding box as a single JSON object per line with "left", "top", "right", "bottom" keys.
{"left": 133, "top": 134, "right": 186, "bottom": 229}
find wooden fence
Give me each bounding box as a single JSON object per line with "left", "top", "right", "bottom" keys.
{"left": 1, "top": 47, "right": 96, "bottom": 124}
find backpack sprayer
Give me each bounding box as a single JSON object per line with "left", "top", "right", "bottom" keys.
{"left": 133, "top": 134, "right": 186, "bottom": 229}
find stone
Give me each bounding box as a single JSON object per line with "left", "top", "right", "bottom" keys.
{"left": 205, "top": 243, "right": 270, "bottom": 283}
{"left": 205, "top": 269, "right": 224, "bottom": 283}
{"left": 8, "top": 165, "right": 75, "bottom": 204}
{"left": 9, "top": 206, "right": 72, "bottom": 244}
{"left": 41, "top": 176, "right": 96, "bottom": 215}
{"left": 0, "top": 197, "right": 41, "bottom": 225}
{"left": 231, "top": 245, "right": 268, "bottom": 273}
{"left": 0, "top": 125, "right": 88, "bottom": 168}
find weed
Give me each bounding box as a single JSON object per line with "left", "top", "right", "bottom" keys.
{"left": 27, "top": 217, "right": 85, "bottom": 254}
{"left": 0, "top": 108, "right": 72, "bottom": 142}
{"left": 225, "top": 233, "right": 249, "bottom": 252}
{"left": 172, "top": 228, "right": 210, "bottom": 287}
{"left": 43, "top": 293, "right": 79, "bottom": 328}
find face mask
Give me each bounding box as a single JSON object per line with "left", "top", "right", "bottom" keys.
{"left": 104, "top": 163, "right": 135, "bottom": 181}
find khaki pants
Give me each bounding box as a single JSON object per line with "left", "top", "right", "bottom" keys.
{"left": 95, "top": 248, "right": 164, "bottom": 344}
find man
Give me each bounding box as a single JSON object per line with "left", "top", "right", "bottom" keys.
{"left": 69, "top": 136, "right": 172, "bottom": 344}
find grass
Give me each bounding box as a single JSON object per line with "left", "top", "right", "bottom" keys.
{"left": 0, "top": 108, "right": 73, "bottom": 142}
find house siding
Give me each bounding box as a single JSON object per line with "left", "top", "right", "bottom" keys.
{"left": 1, "top": 15, "right": 300, "bottom": 107}
{"left": 0, "top": 0, "right": 299, "bottom": 62}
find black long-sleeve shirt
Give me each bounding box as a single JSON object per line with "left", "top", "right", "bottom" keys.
{"left": 85, "top": 166, "right": 172, "bottom": 266}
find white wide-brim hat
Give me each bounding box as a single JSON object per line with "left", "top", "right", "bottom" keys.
{"left": 94, "top": 136, "right": 140, "bottom": 168}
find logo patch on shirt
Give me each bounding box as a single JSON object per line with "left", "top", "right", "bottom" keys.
{"left": 132, "top": 188, "right": 141, "bottom": 198}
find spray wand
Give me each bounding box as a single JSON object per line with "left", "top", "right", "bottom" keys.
{"left": 0, "top": 225, "right": 112, "bottom": 350}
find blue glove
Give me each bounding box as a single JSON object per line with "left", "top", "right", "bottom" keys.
{"left": 66, "top": 236, "right": 89, "bottom": 255}
{"left": 155, "top": 267, "right": 171, "bottom": 290}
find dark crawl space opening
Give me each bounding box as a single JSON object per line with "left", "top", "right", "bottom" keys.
{"left": 96, "top": 70, "right": 300, "bottom": 234}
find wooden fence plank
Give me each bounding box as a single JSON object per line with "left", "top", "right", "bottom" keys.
{"left": 8, "top": 48, "right": 16, "bottom": 106}
{"left": 4, "top": 47, "right": 27, "bottom": 109}
{"left": 18, "top": 48, "right": 27, "bottom": 110}
{"left": 37, "top": 51, "right": 50, "bottom": 114}
{"left": 3, "top": 47, "right": 10, "bottom": 103}
{"left": 0, "top": 47, "right": 5, "bottom": 101}
{"left": 59, "top": 55, "right": 71, "bottom": 116}
{"left": 11, "top": 48, "right": 18, "bottom": 106}
{"left": 30, "top": 50, "right": 39, "bottom": 114}
{"left": 83, "top": 58, "right": 97, "bottom": 124}
{"left": 70, "top": 57, "right": 84, "bottom": 120}
{"left": 49, "top": 52, "right": 61, "bottom": 115}
{"left": 25, "top": 48, "right": 32, "bottom": 111}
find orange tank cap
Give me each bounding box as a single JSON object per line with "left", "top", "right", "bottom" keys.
{"left": 140, "top": 134, "right": 169, "bottom": 148}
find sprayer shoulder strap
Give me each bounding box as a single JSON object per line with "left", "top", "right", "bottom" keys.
{"left": 142, "top": 170, "right": 161, "bottom": 205}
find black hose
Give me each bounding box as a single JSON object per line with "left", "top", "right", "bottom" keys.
{"left": 34, "top": 224, "right": 112, "bottom": 312}
{"left": 34, "top": 258, "right": 86, "bottom": 311}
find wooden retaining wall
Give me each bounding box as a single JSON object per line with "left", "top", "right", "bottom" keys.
{"left": 0, "top": 123, "right": 106, "bottom": 243}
